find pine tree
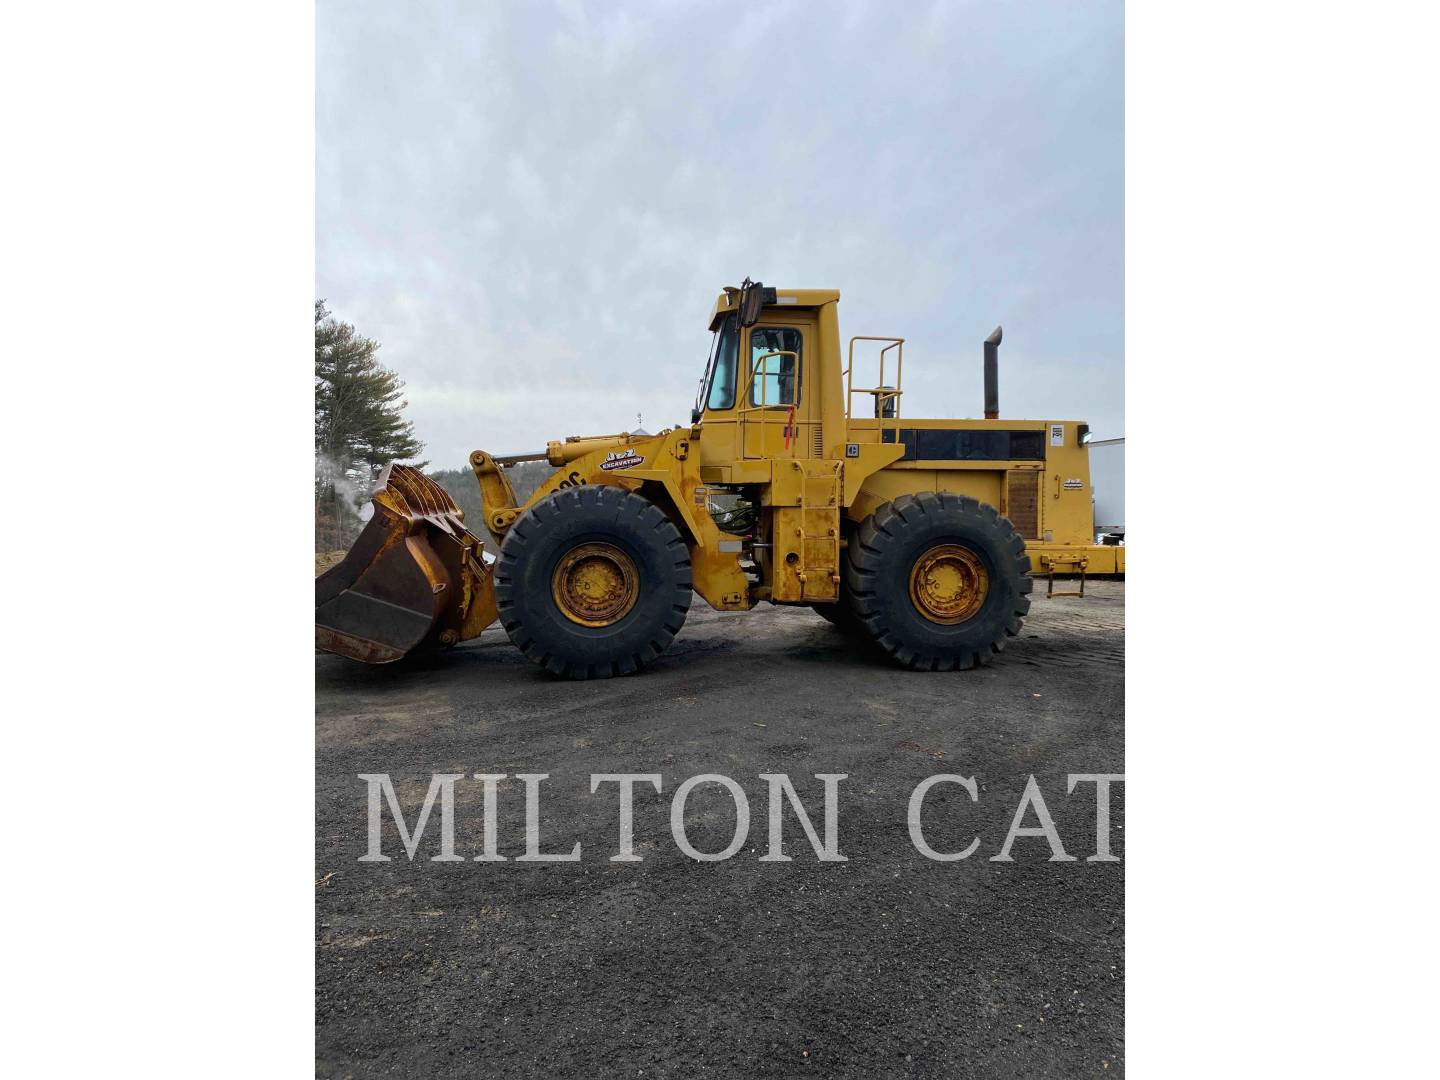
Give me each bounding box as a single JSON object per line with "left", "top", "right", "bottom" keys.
{"left": 314, "top": 300, "right": 425, "bottom": 549}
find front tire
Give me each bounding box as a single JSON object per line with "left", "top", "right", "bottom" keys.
{"left": 844, "top": 492, "right": 1032, "bottom": 671}
{"left": 495, "top": 485, "right": 692, "bottom": 679}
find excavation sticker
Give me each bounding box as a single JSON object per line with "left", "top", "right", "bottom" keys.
{"left": 600, "top": 448, "right": 644, "bottom": 472}
{"left": 1063, "top": 478, "right": 1084, "bottom": 490}
{"left": 1050, "top": 424, "right": 1065, "bottom": 447}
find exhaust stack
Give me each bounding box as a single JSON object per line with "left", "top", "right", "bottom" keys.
{"left": 983, "top": 325, "right": 1003, "bottom": 419}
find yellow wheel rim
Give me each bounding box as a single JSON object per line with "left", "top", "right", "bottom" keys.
{"left": 909, "top": 544, "right": 990, "bottom": 624}
{"left": 551, "top": 542, "right": 640, "bottom": 627}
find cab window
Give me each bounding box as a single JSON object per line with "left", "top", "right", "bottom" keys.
{"left": 748, "top": 327, "right": 802, "bottom": 406}
{"left": 705, "top": 316, "right": 740, "bottom": 410}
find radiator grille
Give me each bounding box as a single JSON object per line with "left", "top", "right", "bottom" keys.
{"left": 1006, "top": 470, "right": 1040, "bottom": 539}
{"left": 812, "top": 425, "right": 824, "bottom": 457}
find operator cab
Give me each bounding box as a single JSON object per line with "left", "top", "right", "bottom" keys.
{"left": 690, "top": 281, "right": 841, "bottom": 468}
{"left": 692, "top": 280, "right": 821, "bottom": 423}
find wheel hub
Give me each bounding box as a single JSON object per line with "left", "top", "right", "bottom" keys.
{"left": 909, "top": 543, "right": 989, "bottom": 624}
{"left": 551, "top": 542, "right": 640, "bottom": 627}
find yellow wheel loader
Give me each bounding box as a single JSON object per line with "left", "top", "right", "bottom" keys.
{"left": 316, "top": 281, "right": 1123, "bottom": 677}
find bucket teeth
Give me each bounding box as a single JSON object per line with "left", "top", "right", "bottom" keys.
{"left": 376, "top": 463, "right": 461, "bottom": 522}
{"left": 315, "top": 464, "right": 497, "bottom": 663}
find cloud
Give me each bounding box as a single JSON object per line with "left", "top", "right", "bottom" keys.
{"left": 318, "top": 0, "right": 1124, "bottom": 465}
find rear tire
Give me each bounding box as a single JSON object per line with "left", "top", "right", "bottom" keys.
{"left": 495, "top": 485, "right": 692, "bottom": 679}
{"left": 843, "top": 492, "right": 1032, "bottom": 671}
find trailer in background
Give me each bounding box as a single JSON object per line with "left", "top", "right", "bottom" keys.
{"left": 1088, "top": 436, "right": 1124, "bottom": 542}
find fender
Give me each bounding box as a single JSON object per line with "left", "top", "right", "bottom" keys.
{"left": 838, "top": 442, "right": 906, "bottom": 522}
{"left": 502, "top": 430, "right": 753, "bottom": 612}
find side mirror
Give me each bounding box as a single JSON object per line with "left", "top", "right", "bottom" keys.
{"left": 737, "top": 278, "right": 776, "bottom": 327}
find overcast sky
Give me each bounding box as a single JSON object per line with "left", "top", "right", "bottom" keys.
{"left": 318, "top": 0, "right": 1123, "bottom": 468}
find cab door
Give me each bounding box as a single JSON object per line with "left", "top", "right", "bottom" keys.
{"left": 740, "top": 318, "right": 817, "bottom": 459}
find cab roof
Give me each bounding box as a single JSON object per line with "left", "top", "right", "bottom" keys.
{"left": 708, "top": 288, "right": 841, "bottom": 330}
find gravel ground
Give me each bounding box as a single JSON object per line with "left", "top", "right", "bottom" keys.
{"left": 316, "top": 581, "right": 1124, "bottom": 1077}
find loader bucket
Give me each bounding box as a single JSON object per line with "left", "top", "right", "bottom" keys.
{"left": 316, "top": 464, "right": 498, "bottom": 664}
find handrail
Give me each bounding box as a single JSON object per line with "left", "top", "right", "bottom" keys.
{"left": 738, "top": 349, "right": 800, "bottom": 458}
{"left": 846, "top": 336, "right": 905, "bottom": 442}
{"left": 738, "top": 349, "right": 800, "bottom": 409}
